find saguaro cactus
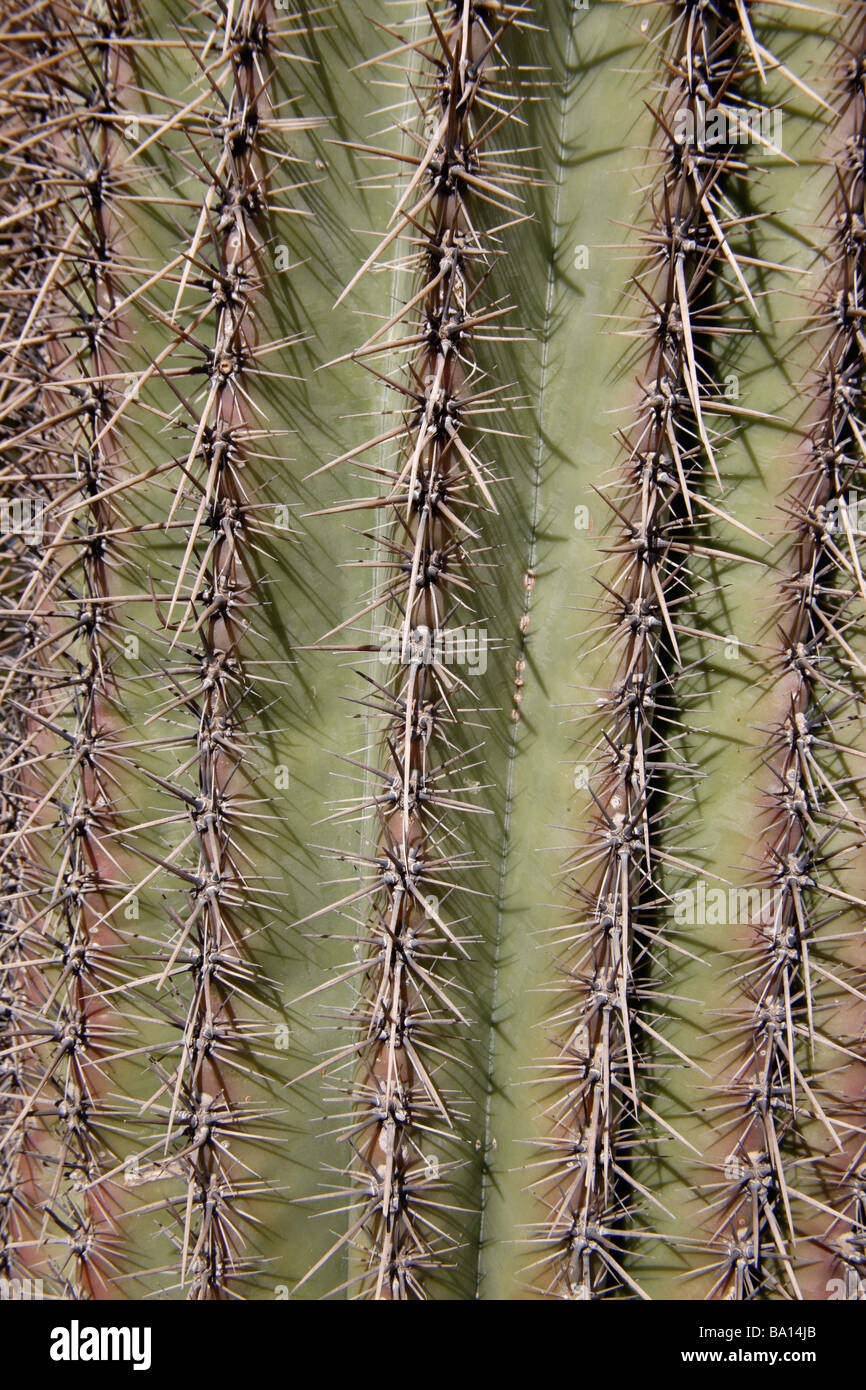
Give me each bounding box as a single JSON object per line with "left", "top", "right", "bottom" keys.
{"left": 0, "top": 0, "right": 864, "bottom": 1302}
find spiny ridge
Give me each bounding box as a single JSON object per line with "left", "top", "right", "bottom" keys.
{"left": 296, "top": 0, "right": 536, "bottom": 1301}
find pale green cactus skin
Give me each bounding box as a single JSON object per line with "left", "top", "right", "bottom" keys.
{"left": 1, "top": 0, "right": 864, "bottom": 1303}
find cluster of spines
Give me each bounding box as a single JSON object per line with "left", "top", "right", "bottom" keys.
{"left": 0, "top": 0, "right": 317, "bottom": 1299}
{"left": 709, "top": 6, "right": 866, "bottom": 1300}
{"left": 295, "top": 1, "right": 535, "bottom": 1300}
{"left": 0, "top": 1, "right": 61, "bottom": 1290}
{"left": 0, "top": 0, "right": 140, "bottom": 1297}
{"left": 105, "top": 0, "right": 318, "bottom": 1298}
{"left": 533, "top": 0, "right": 779, "bottom": 1299}
{"left": 4, "top": 0, "right": 864, "bottom": 1305}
